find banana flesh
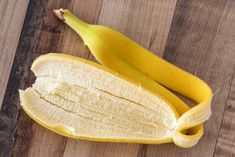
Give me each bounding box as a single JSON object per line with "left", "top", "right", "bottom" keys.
{"left": 20, "top": 54, "right": 179, "bottom": 144}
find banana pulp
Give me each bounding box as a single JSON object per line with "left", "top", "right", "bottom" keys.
{"left": 20, "top": 54, "right": 178, "bottom": 143}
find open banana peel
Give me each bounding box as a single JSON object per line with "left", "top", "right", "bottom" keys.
{"left": 19, "top": 9, "right": 213, "bottom": 148}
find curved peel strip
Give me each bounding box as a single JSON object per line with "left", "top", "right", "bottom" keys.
{"left": 52, "top": 9, "right": 213, "bottom": 147}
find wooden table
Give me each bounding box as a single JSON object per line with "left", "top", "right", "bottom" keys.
{"left": 0, "top": 0, "right": 235, "bottom": 156}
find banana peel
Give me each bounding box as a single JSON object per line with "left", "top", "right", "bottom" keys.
{"left": 19, "top": 9, "right": 213, "bottom": 148}
{"left": 53, "top": 9, "right": 213, "bottom": 147}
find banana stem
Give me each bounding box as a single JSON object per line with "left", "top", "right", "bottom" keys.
{"left": 53, "top": 9, "right": 65, "bottom": 22}
{"left": 53, "top": 8, "right": 89, "bottom": 38}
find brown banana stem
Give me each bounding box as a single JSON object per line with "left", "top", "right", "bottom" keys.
{"left": 53, "top": 8, "right": 65, "bottom": 22}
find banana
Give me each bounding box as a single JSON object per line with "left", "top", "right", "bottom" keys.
{"left": 52, "top": 9, "right": 213, "bottom": 147}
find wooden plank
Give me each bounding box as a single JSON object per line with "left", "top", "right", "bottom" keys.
{"left": 63, "top": 0, "right": 177, "bottom": 157}
{"left": 7, "top": 0, "right": 103, "bottom": 157}
{"left": 214, "top": 70, "right": 235, "bottom": 157}
{"left": 0, "top": 0, "right": 56, "bottom": 156}
{"left": 213, "top": 1, "right": 235, "bottom": 156}
{"left": 138, "top": 0, "right": 235, "bottom": 157}
{"left": 0, "top": 0, "right": 29, "bottom": 109}
{"left": 4, "top": 0, "right": 235, "bottom": 157}
{"left": 64, "top": 140, "right": 139, "bottom": 157}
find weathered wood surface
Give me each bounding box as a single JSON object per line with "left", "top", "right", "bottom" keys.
{"left": 142, "top": 0, "right": 235, "bottom": 157}
{"left": 0, "top": 0, "right": 235, "bottom": 157}
{"left": 214, "top": 71, "right": 235, "bottom": 157}
{"left": 0, "top": 0, "right": 29, "bottom": 109}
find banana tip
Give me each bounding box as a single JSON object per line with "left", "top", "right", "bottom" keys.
{"left": 53, "top": 8, "right": 65, "bottom": 21}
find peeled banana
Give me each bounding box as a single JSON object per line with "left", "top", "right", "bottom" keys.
{"left": 19, "top": 9, "right": 213, "bottom": 148}
{"left": 20, "top": 54, "right": 178, "bottom": 144}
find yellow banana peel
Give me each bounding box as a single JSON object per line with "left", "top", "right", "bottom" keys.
{"left": 19, "top": 9, "right": 213, "bottom": 148}
{"left": 54, "top": 9, "right": 213, "bottom": 147}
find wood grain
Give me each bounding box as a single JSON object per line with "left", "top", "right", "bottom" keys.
{"left": 213, "top": 1, "right": 235, "bottom": 156}
{"left": 64, "top": 140, "right": 139, "bottom": 157}
{"left": 1, "top": 0, "right": 53, "bottom": 156}
{"left": 11, "top": 0, "right": 103, "bottom": 157}
{"left": 139, "top": 0, "right": 235, "bottom": 157}
{"left": 214, "top": 70, "right": 235, "bottom": 157}
{"left": 0, "top": 0, "right": 29, "bottom": 109}
{"left": 1, "top": 0, "right": 235, "bottom": 156}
